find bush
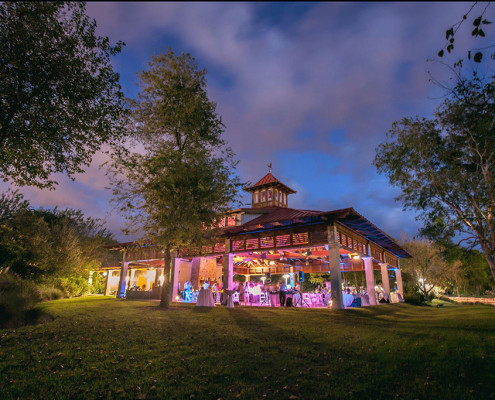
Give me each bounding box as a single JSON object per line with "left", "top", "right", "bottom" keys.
{"left": 89, "top": 272, "right": 105, "bottom": 294}
{"left": 54, "top": 275, "right": 89, "bottom": 297}
{"left": 403, "top": 285, "right": 426, "bottom": 305}
{"left": 38, "top": 285, "right": 65, "bottom": 301}
{"left": 233, "top": 274, "right": 246, "bottom": 283}
{"left": 0, "top": 272, "right": 42, "bottom": 328}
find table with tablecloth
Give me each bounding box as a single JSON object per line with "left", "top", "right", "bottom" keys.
{"left": 225, "top": 290, "right": 235, "bottom": 308}
{"left": 196, "top": 288, "right": 215, "bottom": 307}
{"left": 269, "top": 291, "right": 280, "bottom": 307}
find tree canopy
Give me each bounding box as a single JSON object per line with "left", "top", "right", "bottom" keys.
{"left": 374, "top": 77, "right": 495, "bottom": 281}
{"left": 0, "top": 2, "right": 128, "bottom": 188}
{"left": 0, "top": 190, "right": 116, "bottom": 296}
{"left": 109, "top": 49, "right": 243, "bottom": 307}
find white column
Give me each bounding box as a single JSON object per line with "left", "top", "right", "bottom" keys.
{"left": 327, "top": 224, "right": 343, "bottom": 310}
{"left": 396, "top": 268, "right": 404, "bottom": 300}
{"left": 116, "top": 262, "right": 130, "bottom": 299}
{"left": 146, "top": 269, "right": 154, "bottom": 291}
{"left": 171, "top": 257, "right": 180, "bottom": 302}
{"left": 130, "top": 268, "right": 136, "bottom": 288}
{"left": 380, "top": 263, "right": 391, "bottom": 301}
{"left": 363, "top": 257, "right": 376, "bottom": 305}
{"left": 104, "top": 270, "right": 112, "bottom": 296}
{"left": 88, "top": 271, "right": 94, "bottom": 285}
{"left": 155, "top": 267, "right": 163, "bottom": 285}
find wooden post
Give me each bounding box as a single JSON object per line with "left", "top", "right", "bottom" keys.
{"left": 222, "top": 239, "right": 233, "bottom": 305}
{"left": 327, "top": 224, "right": 343, "bottom": 310}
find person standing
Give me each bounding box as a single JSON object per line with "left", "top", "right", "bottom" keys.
{"left": 278, "top": 281, "right": 287, "bottom": 307}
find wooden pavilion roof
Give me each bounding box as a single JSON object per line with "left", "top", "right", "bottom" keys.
{"left": 103, "top": 207, "right": 411, "bottom": 259}
{"left": 222, "top": 206, "right": 411, "bottom": 259}
{"left": 242, "top": 172, "right": 296, "bottom": 194}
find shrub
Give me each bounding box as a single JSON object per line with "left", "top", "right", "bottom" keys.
{"left": 233, "top": 274, "right": 246, "bottom": 283}
{"left": 54, "top": 275, "right": 89, "bottom": 297}
{"left": 38, "top": 285, "right": 65, "bottom": 301}
{"left": 0, "top": 272, "right": 42, "bottom": 327}
{"left": 403, "top": 285, "right": 426, "bottom": 305}
{"left": 89, "top": 272, "right": 105, "bottom": 294}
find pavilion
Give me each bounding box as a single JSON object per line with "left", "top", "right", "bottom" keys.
{"left": 99, "top": 172, "right": 411, "bottom": 309}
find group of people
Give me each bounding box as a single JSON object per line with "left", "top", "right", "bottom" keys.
{"left": 181, "top": 279, "right": 224, "bottom": 302}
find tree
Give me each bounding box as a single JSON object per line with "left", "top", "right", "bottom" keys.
{"left": 399, "top": 236, "right": 452, "bottom": 298}
{"left": 108, "top": 49, "right": 243, "bottom": 308}
{"left": 0, "top": 2, "right": 127, "bottom": 188}
{"left": 437, "top": 2, "right": 493, "bottom": 65}
{"left": 374, "top": 75, "right": 495, "bottom": 282}
{"left": 0, "top": 189, "right": 115, "bottom": 295}
{"left": 443, "top": 245, "right": 494, "bottom": 296}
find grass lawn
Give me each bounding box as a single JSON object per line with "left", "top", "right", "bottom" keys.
{"left": 1, "top": 298, "right": 494, "bottom": 400}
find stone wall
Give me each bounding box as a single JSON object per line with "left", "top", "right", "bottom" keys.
{"left": 199, "top": 257, "right": 222, "bottom": 286}
{"left": 446, "top": 296, "right": 495, "bottom": 305}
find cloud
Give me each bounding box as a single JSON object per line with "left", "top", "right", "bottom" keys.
{"left": 5, "top": 2, "right": 488, "bottom": 242}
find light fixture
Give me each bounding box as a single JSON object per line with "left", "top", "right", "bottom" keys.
{"left": 269, "top": 261, "right": 275, "bottom": 265}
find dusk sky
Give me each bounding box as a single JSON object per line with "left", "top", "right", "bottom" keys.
{"left": 3, "top": 2, "right": 494, "bottom": 241}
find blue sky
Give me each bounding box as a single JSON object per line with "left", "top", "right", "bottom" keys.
{"left": 3, "top": 2, "right": 493, "bottom": 241}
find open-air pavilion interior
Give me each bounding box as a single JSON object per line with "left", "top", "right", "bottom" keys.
{"left": 97, "top": 172, "right": 411, "bottom": 310}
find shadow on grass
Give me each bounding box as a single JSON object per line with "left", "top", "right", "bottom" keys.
{"left": 192, "top": 306, "right": 215, "bottom": 313}
{"left": 0, "top": 306, "right": 53, "bottom": 330}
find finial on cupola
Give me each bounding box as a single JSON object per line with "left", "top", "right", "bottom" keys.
{"left": 267, "top": 162, "right": 272, "bottom": 172}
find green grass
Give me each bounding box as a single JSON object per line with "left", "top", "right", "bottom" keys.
{"left": 1, "top": 298, "right": 494, "bottom": 400}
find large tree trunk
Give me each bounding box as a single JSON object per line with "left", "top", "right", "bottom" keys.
{"left": 480, "top": 243, "right": 495, "bottom": 283}
{"left": 484, "top": 253, "right": 495, "bottom": 283}
{"left": 160, "top": 244, "right": 171, "bottom": 308}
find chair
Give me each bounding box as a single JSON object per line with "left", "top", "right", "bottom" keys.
{"left": 232, "top": 292, "right": 240, "bottom": 303}
{"left": 302, "top": 293, "right": 312, "bottom": 307}
{"left": 191, "top": 291, "right": 198, "bottom": 303}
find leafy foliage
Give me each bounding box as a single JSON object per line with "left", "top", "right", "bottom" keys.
{"left": 0, "top": 190, "right": 115, "bottom": 295}
{"left": 374, "top": 77, "right": 495, "bottom": 281}
{"left": 399, "top": 236, "right": 452, "bottom": 298}
{"left": 438, "top": 2, "right": 492, "bottom": 64}
{"left": 89, "top": 272, "right": 106, "bottom": 294}
{"left": 0, "top": 271, "right": 42, "bottom": 328}
{"left": 0, "top": 2, "right": 128, "bottom": 188}
{"left": 108, "top": 49, "right": 243, "bottom": 308}
{"left": 443, "top": 245, "right": 494, "bottom": 296}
